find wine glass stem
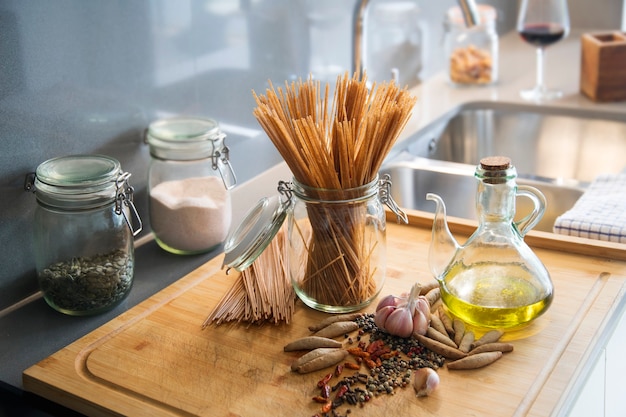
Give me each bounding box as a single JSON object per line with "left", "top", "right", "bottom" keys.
{"left": 535, "top": 47, "right": 545, "bottom": 92}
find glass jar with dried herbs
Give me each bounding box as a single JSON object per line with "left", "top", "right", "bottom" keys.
{"left": 27, "top": 154, "right": 142, "bottom": 316}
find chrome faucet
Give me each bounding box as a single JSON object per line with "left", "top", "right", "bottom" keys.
{"left": 352, "top": 0, "right": 370, "bottom": 78}
{"left": 457, "top": 0, "right": 481, "bottom": 27}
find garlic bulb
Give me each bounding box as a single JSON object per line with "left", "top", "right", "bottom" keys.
{"left": 413, "top": 367, "right": 439, "bottom": 397}
{"left": 375, "top": 294, "right": 398, "bottom": 311}
{"left": 383, "top": 306, "right": 414, "bottom": 338}
{"left": 374, "top": 283, "right": 432, "bottom": 338}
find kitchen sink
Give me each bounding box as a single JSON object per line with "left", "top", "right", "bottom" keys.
{"left": 382, "top": 101, "right": 626, "bottom": 233}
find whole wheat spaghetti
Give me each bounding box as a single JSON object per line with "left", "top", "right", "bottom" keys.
{"left": 203, "top": 226, "right": 298, "bottom": 326}
{"left": 252, "top": 72, "right": 416, "bottom": 308}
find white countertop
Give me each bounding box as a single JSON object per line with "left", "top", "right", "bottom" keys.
{"left": 397, "top": 28, "right": 626, "bottom": 147}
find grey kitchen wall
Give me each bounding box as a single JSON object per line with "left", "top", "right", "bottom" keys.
{"left": 0, "top": 0, "right": 311, "bottom": 311}
{"left": 0, "top": 0, "right": 622, "bottom": 311}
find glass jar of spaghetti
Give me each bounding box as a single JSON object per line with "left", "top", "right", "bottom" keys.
{"left": 444, "top": 5, "right": 498, "bottom": 86}
{"left": 287, "top": 176, "right": 399, "bottom": 313}
{"left": 221, "top": 175, "right": 407, "bottom": 313}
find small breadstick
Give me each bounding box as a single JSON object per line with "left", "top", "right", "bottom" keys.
{"left": 453, "top": 319, "right": 465, "bottom": 347}
{"left": 447, "top": 351, "right": 503, "bottom": 370}
{"left": 472, "top": 329, "right": 504, "bottom": 348}
{"left": 425, "top": 288, "right": 441, "bottom": 310}
{"left": 426, "top": 327, "right": 457, "bottom": 349}
{"left": 308, "top": 313, "right": 363, "bottom": 332}
{"left": 291, "top": 348, "right": 348, "bottom": 374}
{"left": 437, "top": 307, "right": 455, "bottom": 339}
{"left": 429, "top": 313, "right": 448, "bottom": 337}
{"left": 313, "top": 321, "right": 359, "bottom": 339}
{"left": 415, "top": 334, "right": 467, "bottom": 360}
{"left": 419, "top": 281, "right": 439, "bottom": 296}
{"left": 284, "top": 336, "right": 343, "bottom": 352}
{"left": 458, "top": 330, "right": 475, "bottom": 353}
{"left": 469, "top": 342, "right": 514, "bottom": 355}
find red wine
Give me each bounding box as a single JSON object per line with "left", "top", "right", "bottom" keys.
{"left": 519, "top": 23, "right": 566, "bottom": 47}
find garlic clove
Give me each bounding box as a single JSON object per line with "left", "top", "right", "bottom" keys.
{"left": 384, "top": 307, "right": 414, "bottom": 338}
{"left": 412, "top": 310, "right": 429, "bottom": 336}
{"left": 376, "top": 294, "right": 398, "bottom": 311}
{"left": 413, "top": 367, "right": 440, "bottom": 397}
{"left": 374, "top": 305, "right": 395, "bottom": 329}
{"left": 415, "top": 297, "right": 431, "bottom": 322}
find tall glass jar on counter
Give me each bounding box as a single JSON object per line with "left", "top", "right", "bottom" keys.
{"left": 444, "top": 4, "right": 498, "bottom": 86}
{"left": 28, "top": 154, "right": 142, "bottom": 316}
{"left": 146, "top": 117, "right": 236, "bottom": 255}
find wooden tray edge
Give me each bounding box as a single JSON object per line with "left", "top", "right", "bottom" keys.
{"left": 391, "top": 209, "right": 626, "bottom": 261}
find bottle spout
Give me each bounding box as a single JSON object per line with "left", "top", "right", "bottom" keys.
{"left": 427, "top": 193, "right": 460, "bottom": 280}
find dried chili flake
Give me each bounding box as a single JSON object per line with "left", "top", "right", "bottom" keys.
{"left": 346, "top": 347, "right": 369, "bottom": 359}
{"left": 321, "top": 402, "right": 332, "bottom": 413}
{"left": 335, "top": 364, "right": 344, "bottom": 377}
{"left": 335, "top": 385, "right": 349, "bottom": 399}
{"left": 321, "top": 383, "right": 330, "bottom": 399}
{"left": 317, "top": 373, "right": 333, "bottom": 388}
{"left": 379, "top": 351, "right": 399, "bottom": 360}
{"left": 366, "top": 339, "right": 385, "bottom": 354}
{"left": 364, "top": 358, "right": 377, "bottom": 369}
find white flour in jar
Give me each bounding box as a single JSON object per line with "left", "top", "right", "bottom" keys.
{"left": 149, "top": 176, "right": 231, "bottom": 253}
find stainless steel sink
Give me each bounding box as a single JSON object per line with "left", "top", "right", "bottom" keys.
{"left": 382, "top": 101, "right": 626, "bottom": 233}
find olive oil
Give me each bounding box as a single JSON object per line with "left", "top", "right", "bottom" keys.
{"left": 440, "top": 262, "right": 553, "bottom": 329}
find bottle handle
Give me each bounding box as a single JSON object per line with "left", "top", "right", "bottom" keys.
{"left": 514, "top": 185, "right": 546, "bottom": 237}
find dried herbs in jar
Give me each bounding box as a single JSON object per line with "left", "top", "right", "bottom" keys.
{"left": 27, "top": 154, "right": 142, "bottom": 315}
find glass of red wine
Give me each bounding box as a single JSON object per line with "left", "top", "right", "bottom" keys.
{"left": 517, "top": 0, "right": 570, "bottom": 101}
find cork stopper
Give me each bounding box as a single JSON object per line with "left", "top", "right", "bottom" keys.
{"left": 480, "top": 156, "right": 512, "bottom": 171}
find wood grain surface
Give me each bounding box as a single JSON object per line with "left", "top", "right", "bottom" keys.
{"left": 23, "top": 210, "right": 626, "bottom": 417}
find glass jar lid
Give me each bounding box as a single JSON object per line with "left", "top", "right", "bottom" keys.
{"left": 222, "top": 194, "right": 290, "bottom": 272}
{"left": 146, "top": 116, "right": 224, "bottom": 161}
{"left": 34, "top": 154, "right": 122, "bottom": 209}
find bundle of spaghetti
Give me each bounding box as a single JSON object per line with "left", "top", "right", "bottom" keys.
{"left": 202, "top": 226, "right": 296, "bottom": 326}
{"left": 252, "top": 72, "right": 416, "bottom": 307}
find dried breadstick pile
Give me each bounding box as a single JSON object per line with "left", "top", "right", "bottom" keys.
{"left": 417, "top": 307, "right": 514, "bottom": 370}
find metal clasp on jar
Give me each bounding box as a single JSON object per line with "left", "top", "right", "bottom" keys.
{"left": 115, "top": 171, "right": 143, "bottom": 236}
{"left": 211, "top": 132, "right": 237, "bottom": 190}
{"left": 379, "top": 174, "right": 408, "bottom": 224}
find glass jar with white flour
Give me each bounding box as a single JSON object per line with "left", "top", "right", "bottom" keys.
{"left": 146, "top": 117, "right": 237, "bottom": 255}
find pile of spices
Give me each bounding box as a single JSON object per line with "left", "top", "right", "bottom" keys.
{"left": 38, "top": 249, "right": 133, "bottom": 313}
{"left": 304, "top": 309, "right": 514, "bottom": 416}
{"left": 307, "top": 313, "right": 445, "bottom": 417}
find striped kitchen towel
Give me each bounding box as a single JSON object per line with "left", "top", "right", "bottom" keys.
{"left": 553, "top": 173, "right": 626, "bottom": 243}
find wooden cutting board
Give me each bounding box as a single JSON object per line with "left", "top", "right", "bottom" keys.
{"left": 23, "top": 210, "right": 626, "bottom": 417}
